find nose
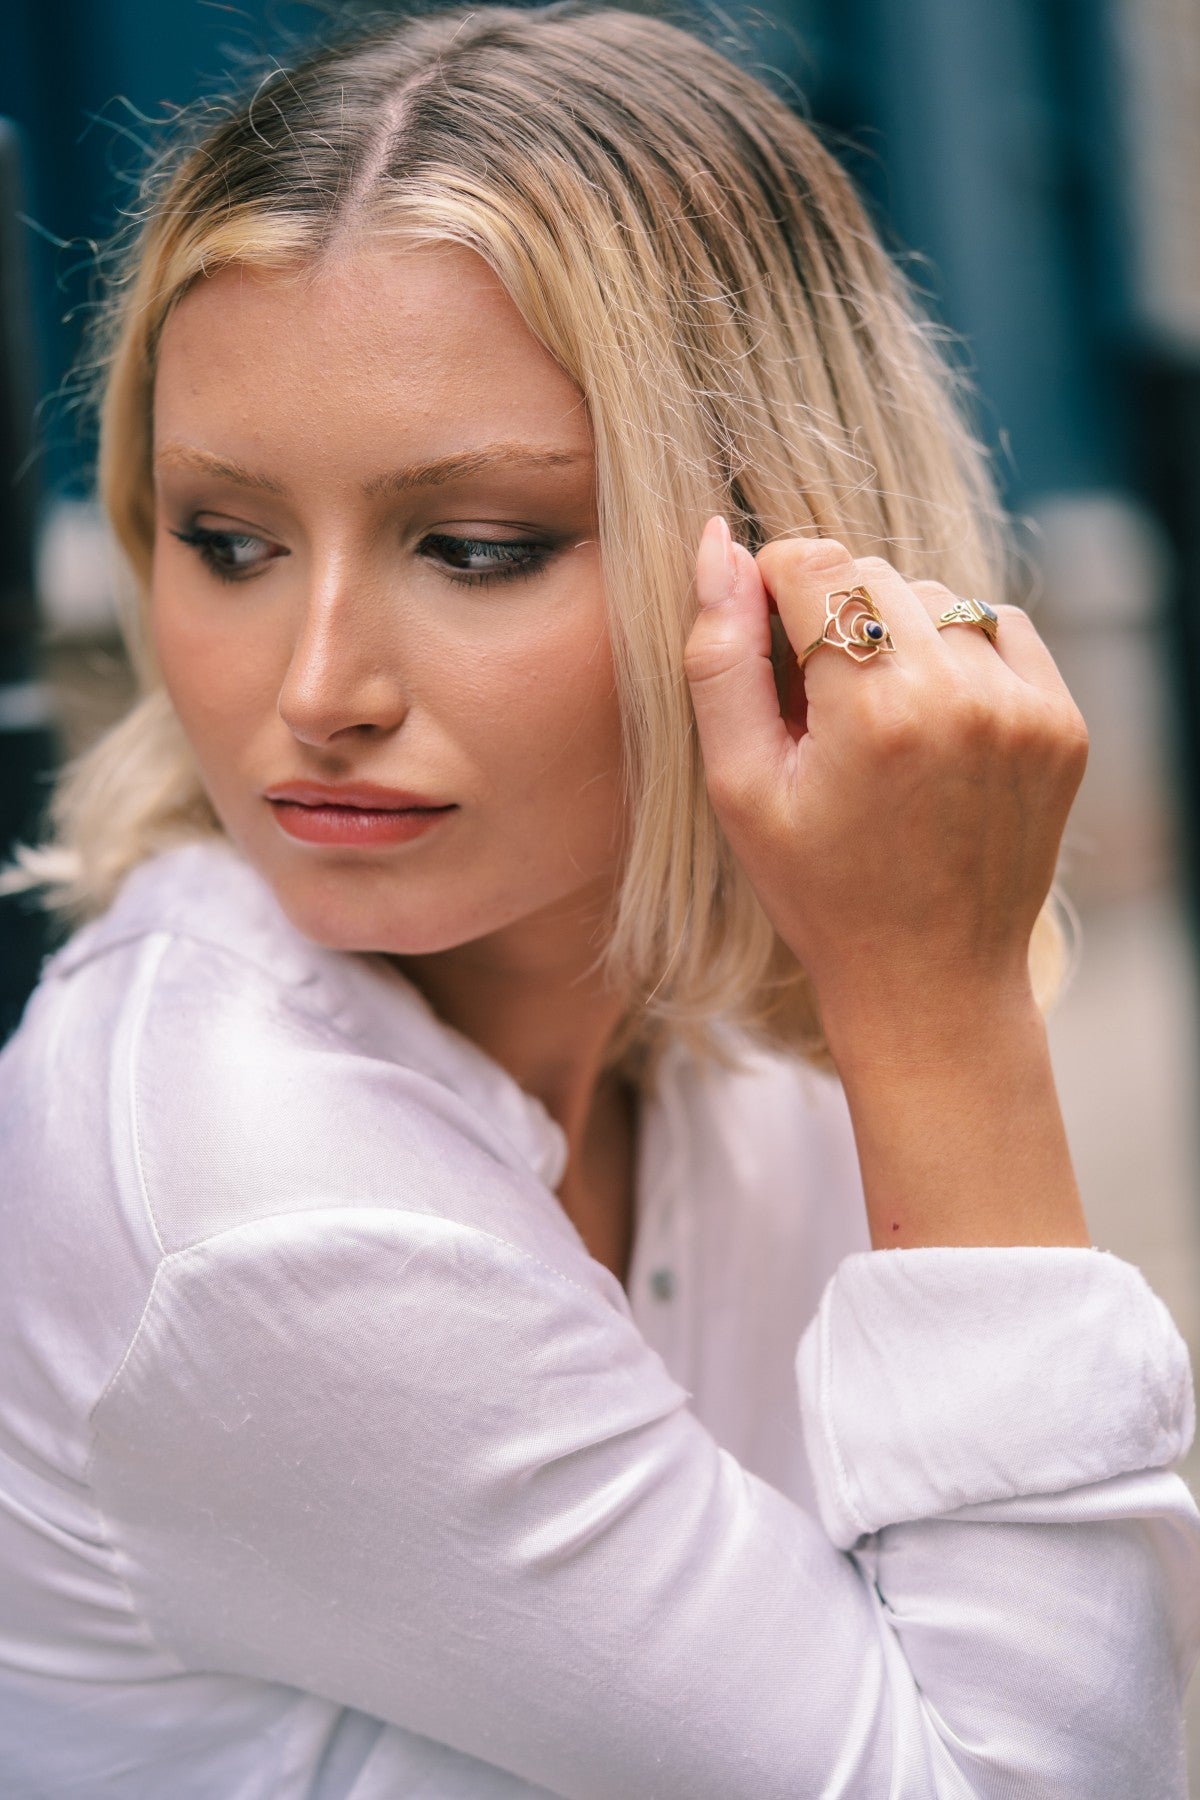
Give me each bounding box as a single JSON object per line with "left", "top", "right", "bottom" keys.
{"left": 276, "top": 563, "right": 408, "bottom": 747}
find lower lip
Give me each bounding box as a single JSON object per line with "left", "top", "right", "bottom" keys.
{"left": 268, "top": 800, "right": 456, "bottom": 846}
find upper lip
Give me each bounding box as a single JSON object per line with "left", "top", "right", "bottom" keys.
{"left": 264, "top": 781, "right": 454, "bottom": 811}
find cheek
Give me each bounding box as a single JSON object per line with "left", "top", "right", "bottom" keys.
{"left": 152, "top": 583, "right": 280, "bottom": 754}
{"left": 520, "top": 643, "right": 625, "bottom": 867}
{"left": 487, "top": 614, "right": 622, "bottom": 799}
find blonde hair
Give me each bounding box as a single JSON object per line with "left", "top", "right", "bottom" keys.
{"left": 14, "top": 0, "right": 1067, "bottom": 1067}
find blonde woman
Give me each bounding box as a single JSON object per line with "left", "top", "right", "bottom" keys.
{"left": 1, "top": 5, "right": 1196, "bottom": 1795}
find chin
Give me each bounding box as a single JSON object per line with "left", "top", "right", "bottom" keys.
{"left": 272, "top": 876, "right": 459, "bottom": 956}
{"left": 257, "top": 854, "right": 497, "bottom": 959}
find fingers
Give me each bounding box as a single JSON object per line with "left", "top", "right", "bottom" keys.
{"left": 910, "top": 580, "right": 1000, "bottom": 674}
{"left": 687, "top": 519, "right": 1084, "bottom": 801}
{"left": 755, "top": 538, "right": 937, "bottom": 678}
{"left": 911, "top": 581, "right": 1079, "bottom": 705}
{"left": 755, "top": 540, "right": 1074, "bottom": 706}
{"left": 684, "top": 517, "right": 793, "bottom": 794}
{"left": 987, "top": 605, "right": 1078, "bottom": 699}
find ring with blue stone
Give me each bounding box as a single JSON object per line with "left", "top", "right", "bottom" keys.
{"left": 796, "top": 585, "right": 897, "bottom": 671}
{"left": 936, "top": 596, "right": 1000, "bottom": 644}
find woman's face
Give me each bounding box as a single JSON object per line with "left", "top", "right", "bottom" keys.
{"left": 151, "top": 240, "right": 623, "bottom": 958}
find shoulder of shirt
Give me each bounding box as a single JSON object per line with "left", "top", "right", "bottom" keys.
{"left": 28, "top": 841, "right": 598, "bottom": 1271}
{"left": 27, "top": 838, "right": 858, "bottom": 1275}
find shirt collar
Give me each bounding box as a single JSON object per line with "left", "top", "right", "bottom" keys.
{"left": 51, "top": 837, "right": 571, "bottom": 1190}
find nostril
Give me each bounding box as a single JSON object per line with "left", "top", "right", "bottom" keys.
{"left": 277, "top": 679, "right": 408, "bottom": 746}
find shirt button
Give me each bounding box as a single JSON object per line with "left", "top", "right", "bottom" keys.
{"left": 649, "top": 1267, "right": 676, "bottom": 1301}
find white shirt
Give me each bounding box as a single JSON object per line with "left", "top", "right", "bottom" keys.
{"left": 1, "top": 838, "right": 1197, "bottom": 1799}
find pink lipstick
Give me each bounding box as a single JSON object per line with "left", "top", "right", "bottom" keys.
{"left": 264, "top": 781, "right": 456, "bottom": 848}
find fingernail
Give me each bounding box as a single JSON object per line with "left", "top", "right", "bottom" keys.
{"left": 697, "top": 515, "right": 735, "bottom": 608}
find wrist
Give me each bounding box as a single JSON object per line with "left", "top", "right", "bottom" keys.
{"left": 817, "top": 968, "right": 1045, "bottom": 1084}
{"left": 822, "top": 986, "right": 1090, "bottom": 1250}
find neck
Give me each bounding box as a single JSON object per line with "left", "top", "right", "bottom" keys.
{"left": 391, "top": 886, "right": 633, "bottom": 1173}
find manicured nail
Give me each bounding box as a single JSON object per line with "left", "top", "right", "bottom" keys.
{"left": 697, "top": 514, "right": 736, "bottom": 607}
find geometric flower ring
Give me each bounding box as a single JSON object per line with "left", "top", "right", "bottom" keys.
{"left": 796, "top": 585, "right": 897, "bottom": 672}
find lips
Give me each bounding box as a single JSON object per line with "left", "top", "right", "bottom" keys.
{"left": 263, "top": 781, "right": 452, "bottom": 811}
{"left": 263, "top": 782, "right": 457, "bottom": 848}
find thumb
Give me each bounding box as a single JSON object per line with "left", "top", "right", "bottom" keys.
{"left": 685, "top": 516, "right": 792, "bottom": 800}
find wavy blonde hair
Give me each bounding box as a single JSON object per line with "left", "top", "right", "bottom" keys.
{"left": 14, "top": 0, "right": 1066, "bottom": 1067}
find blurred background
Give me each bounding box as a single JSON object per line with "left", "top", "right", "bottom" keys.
{"left": 1, "top": 0, "right": 1198, "bottom": 1764}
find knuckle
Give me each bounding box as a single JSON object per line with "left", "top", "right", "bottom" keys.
{"left": 756, "top": 534, "right": 852, "bottom": 583}
{"left": 702, "top": 765, "right": 735, "bottom": 810}
{"left": 858, "top": 684, "right": 924, "bottom": 754}
{"left": 998, "top": 697, "right": 1085, "bottom": 767}
{"left": 910, "top": 579, "right": 955, "bottom": 605}
{"left": 1001, "top": 709, "right": 1045, "bottom": 757}
{"left": 855, "top": 554, "right": 897, "bottom": 583}
{"left": 946, "top": 679, "right": 995, "bottom": 742}
{"left": 994, "top": 603, "right": 1031, "bottom": 628}
{"left": 917, "top": 663, "right": 993, "bottom": 740}
{"left": 683, "top": 624, "right": 740, "bottom": 688}
{"left": 683, "top": 644, "right": 728, "bottom": 687}
{"left": 704, "top": 759, "right": 754, "bottom": 816}
{"left": 1055, "top": 704, "right": 1091, "bottom": 768}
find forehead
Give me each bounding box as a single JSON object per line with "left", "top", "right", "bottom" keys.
{"left": 153, "top": 240, "right": 591, "bottom": 460}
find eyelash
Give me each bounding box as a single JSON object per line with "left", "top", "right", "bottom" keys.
{"left": 168, "top": 524, "right": 553, "bottom": 589}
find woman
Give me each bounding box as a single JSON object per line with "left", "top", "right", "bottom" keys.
{"left": 1, "top": 4, "right": 1196, "bottom": 1794}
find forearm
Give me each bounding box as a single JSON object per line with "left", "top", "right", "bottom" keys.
{"left": 823, "top": 978, "right": 1091, "bottom": 1251}
{"left": 689, "top": 523, "right": 1098, "bottom": 1254}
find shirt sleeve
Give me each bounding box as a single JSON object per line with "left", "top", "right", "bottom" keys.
{"left": 86, "top": 1203, "right": 1200, "bottom": 1799}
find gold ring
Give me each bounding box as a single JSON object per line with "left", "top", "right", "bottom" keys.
{"left": 936, "top": 597, "right": 1000, "bottom": 644}
{"left": 796, "top": 586, "right": 896, "bottom": 672}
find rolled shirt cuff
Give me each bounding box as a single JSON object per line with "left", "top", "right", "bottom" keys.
{"left": 795, "top": 1245, "right": 1195, "bottom": 1550}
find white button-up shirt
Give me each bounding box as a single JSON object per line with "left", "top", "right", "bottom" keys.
{"left": 1, "top": 840, "right": 1197, "bottom": 1797}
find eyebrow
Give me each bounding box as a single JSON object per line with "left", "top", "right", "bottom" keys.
{"left": 153, "top": 441, "right": 590, "bottom": 497}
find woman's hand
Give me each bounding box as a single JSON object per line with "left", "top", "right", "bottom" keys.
{"left": 685, "top": 519, "right": 1089, "bottom": 1060}
{"left": 686, "top": 517, "right": 1092, "bottom": 1249}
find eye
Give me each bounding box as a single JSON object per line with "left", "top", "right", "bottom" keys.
{"left": 420, "top": 533, "right": 552, "bottom": 587}
{"left": 169, "top": 524, "right": 285, "bottom": 583}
